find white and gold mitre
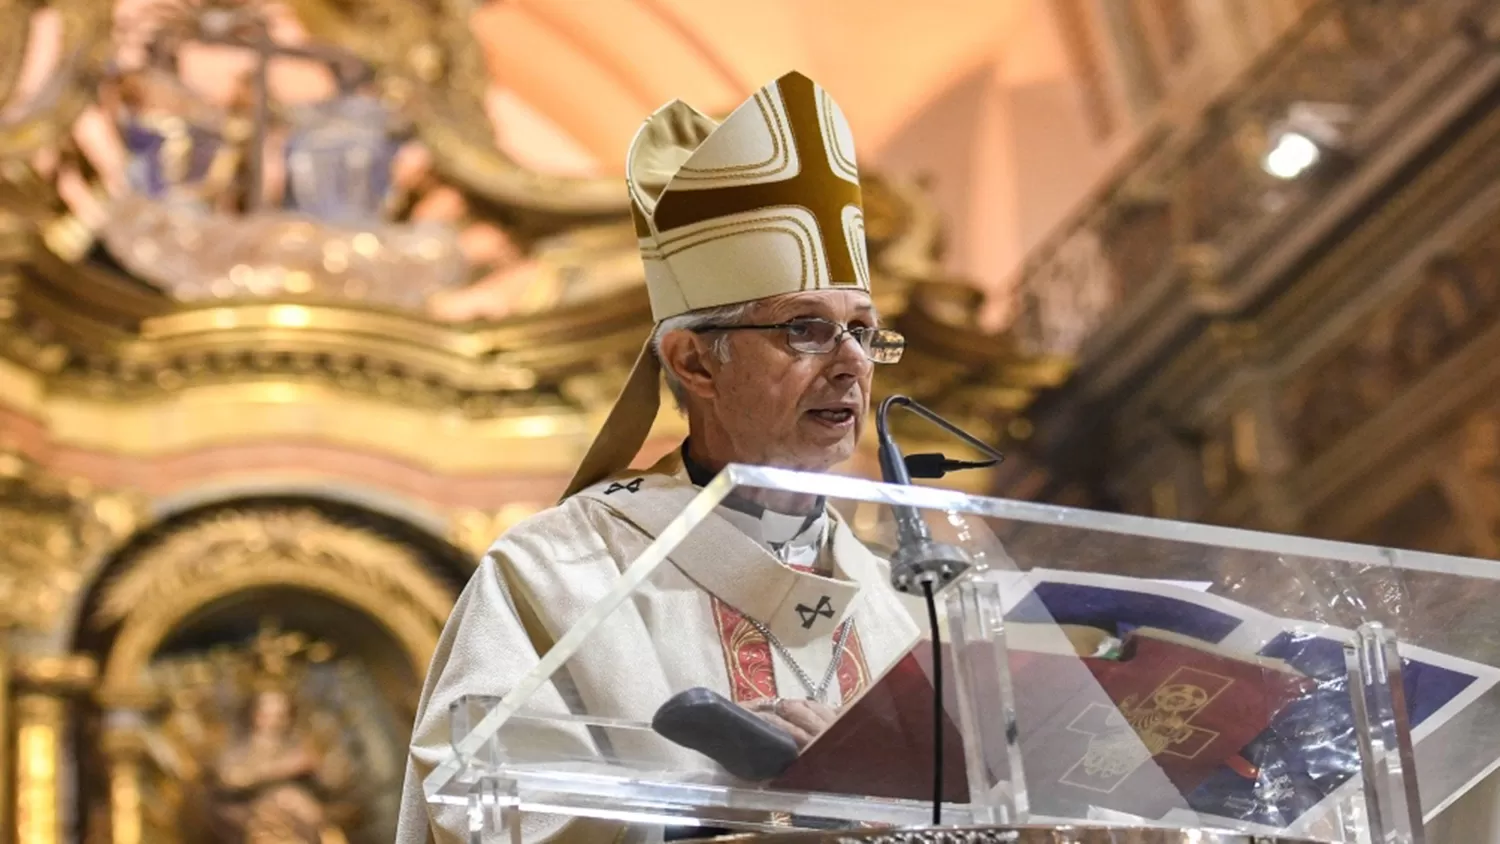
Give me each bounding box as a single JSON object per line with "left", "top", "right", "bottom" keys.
{"left": 627, "top": 70, "right": 870, "bottom": 320}
{"left": 561, "top": 71, "right": 870, "bottom": 499}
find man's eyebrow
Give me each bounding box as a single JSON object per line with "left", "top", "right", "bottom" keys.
{"left": 769, "top": 300, "right": 879, "bottom": 322}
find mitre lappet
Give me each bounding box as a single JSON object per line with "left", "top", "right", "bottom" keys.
{"left": 561, "top": 70, "right": 872, "bottom": 499}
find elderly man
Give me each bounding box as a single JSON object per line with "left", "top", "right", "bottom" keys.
{"left": 397, "top": 71, "right": 921, "bottom": 844}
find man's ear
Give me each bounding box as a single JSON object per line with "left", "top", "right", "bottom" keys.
{"left": 657, "top": 329, "right": 718, "bottom": 399}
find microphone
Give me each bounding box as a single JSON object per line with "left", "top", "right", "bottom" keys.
{"left": 875, "top": 396, "right": 1006, "bottom": 827}
{"left": 875, "top": 396, "right": 1005, "bottom": 594}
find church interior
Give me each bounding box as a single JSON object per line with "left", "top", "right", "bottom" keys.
{"left": 2, "top": 0, "right": 1499, "bottom": 841}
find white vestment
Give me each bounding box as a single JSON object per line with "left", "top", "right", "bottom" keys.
{"left": 396, "top": 456, "right": 920, "bottom": 844}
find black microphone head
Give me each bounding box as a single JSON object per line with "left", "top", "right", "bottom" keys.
{"left": 902, "top": 452, "right": 950, "bottom": 479}
{"left": 889, "top": 537, "right": 973, "bottom": 594}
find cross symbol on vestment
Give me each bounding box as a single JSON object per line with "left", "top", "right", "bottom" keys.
{"left": 1058, "top": 667, "right": 1230, "bottom": 794}
{"left": 649, "top": 72, "right": 864, "bottom": 288}
{"left": 794, "top": 595, "right": 836, "bottom": 629}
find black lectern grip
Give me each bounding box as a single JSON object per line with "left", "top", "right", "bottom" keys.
{"left": 652, "top": 687, "right": 799, "bottom": 781}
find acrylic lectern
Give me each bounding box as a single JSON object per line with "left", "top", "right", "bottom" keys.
{"left": 423, "top": 465, "right": 1500, "bottom": 844}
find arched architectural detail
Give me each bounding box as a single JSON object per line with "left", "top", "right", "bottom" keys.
{"left": 79, "top": 500, "right": 468, "bottom": 703}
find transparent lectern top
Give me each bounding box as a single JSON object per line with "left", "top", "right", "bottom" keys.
{"left": 429, "top": 465, "right": 1500, "bottom": 841}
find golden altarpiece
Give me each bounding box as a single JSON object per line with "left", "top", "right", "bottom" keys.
{"left": 0, "top": 2, "right": 1068, "bottom": 843}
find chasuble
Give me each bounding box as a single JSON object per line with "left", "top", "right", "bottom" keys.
{"left": 396, "top": 452, "right": 921, "bottom": 844}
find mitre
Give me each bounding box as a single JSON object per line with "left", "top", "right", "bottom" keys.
{"left": 561, "top": 70, "right": 870, "bottom": 499}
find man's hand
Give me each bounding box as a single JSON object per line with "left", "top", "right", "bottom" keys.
{"left": 747, "top": 697, "right": 837, "bottom": 749}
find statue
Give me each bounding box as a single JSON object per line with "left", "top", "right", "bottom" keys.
{"left": 206, "top": 625, "right": 356, "bottom": 844}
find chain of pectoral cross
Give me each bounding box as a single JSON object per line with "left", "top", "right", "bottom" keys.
{"left": 741, "top": 614, "right": 852, "bottom": 703}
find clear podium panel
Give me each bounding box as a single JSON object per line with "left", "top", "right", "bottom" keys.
{"left": 426, "top": 465, "right": 1500, "bottom": 842}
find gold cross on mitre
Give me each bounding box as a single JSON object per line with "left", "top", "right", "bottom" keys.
{"left": 627, "top": 71, "right": 870, "bottom": 320}
{"left": 557, "top": 71, "right": 874, "bottom": 501}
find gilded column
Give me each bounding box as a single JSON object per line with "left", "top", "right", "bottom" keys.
{"left": 14, "top": 693, "right": 63, "bottom": 844}
{"left": 0, "top": 644, "right": 9, "bottom": 843}
{"left": 13, "top": 656, "right": 97, "bottom": 844}
{"left": 98, "top": 713, "right": 145, "bottom": 844}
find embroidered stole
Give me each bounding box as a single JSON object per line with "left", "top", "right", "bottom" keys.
{"left": 709, "top": 568, "right": 871, "bottom": 704}
{"left": 578, "top": 471, "right": 874, "bottom": 707}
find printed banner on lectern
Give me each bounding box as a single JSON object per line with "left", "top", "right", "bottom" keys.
{"left": 994, "top": 569, "right": 1500, "bottom": 834}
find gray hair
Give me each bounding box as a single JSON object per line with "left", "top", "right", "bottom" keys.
{"left": 650, "top": 301, "right": 755, "bottom": 409}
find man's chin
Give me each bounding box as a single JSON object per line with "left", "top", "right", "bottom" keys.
{"left": 776, "top": 439, "right": 857, "bottom": 474}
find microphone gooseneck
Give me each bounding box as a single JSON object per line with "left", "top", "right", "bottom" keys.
{"left": 874, "top": 394, "right": 1006, "bottom": 827}
{"left": 875, "top": 396, "right": 1003, "bottom": 594}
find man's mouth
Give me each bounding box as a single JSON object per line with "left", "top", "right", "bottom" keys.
{"left": 807, "top": 407, "right": 857, "bottom": 426}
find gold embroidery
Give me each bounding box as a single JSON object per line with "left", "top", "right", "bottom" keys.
{"left": 650, "top": 73, "right": 863, "bottom": 287}
{"left": 672, "top": 93, "right": 791, "bottom": 180}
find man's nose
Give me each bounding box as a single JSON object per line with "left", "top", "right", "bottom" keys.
{"left": 827, "top": 332, "right": 873, "bottom": 380}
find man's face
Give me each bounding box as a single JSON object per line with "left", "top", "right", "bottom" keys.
{"left": 693, "top": 289, "right": 877, "bottom": 472}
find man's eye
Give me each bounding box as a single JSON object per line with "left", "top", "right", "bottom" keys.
{"left": 784, "top": 322, "right": 815, "bottom": 336}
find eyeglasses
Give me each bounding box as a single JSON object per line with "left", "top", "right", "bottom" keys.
{"left": 693, "top": 317, "right": 906, "bottom": 364}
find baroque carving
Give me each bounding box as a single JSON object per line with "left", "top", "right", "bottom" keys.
{"left": 0, "top": 0, "right": 114, "bottom": 159}
{"left": 0, "top": 0, "right": 1056, "bottom": 471}
{"left": 129, "top": 622, "right": 372, "bottom": 844}
{"left": 0, "top": 450, "right": 144, "bottom": 630}
{"left": 1281, "top": 247, "right": 1500, "bottom": 461}
{"left": 1436, "top": 412, "right": 1500, "bottom": 558}
{"left": 96, "top": 506, "right": 455, "bottom": 698}
{"left": 0, "top": 0, "right": 36, "bottom": 109}
{"left": 1011, "top": 0, "right": 1473, "bottom": 359}
{"left": 1014, "top": 226, "right": 1118, "bottom": 357}
{"left": 285, "top": 0, "right": 628, "bottom": 217}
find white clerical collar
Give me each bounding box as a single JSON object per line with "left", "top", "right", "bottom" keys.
{"left": 580, "top": 462, "right": 873, "bottom": 644}
{"left": 715, "top": 504, "right": 828, "bottom": 568}
{"left": 679, "top": 443, "right": 830, "bottom": 563}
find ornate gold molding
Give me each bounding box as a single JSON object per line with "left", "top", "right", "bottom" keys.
{"left": 286, "top": 0, "right": 628, "bottom": 216}
{"left": 0, "top": 0, "right": 37, "bottom": 108}
{"left": 13, "top": 653, "right": 97, "bottom": 693}
{"left": 0, "top": 0, "right": 113, "bottom": 159}
{"left": 0, "top": 0, "right": 1061, "bottom": 521}
{"left": 0, "top": 449, "right": 146, "bottom": 631}
{"left": 96, "top": 506, "right": 453, "bottom": 700}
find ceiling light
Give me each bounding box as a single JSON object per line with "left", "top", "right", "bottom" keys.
{"left": 1261, "top": 101, "right": 1354, "bottom": 181}
{"left": 1263, "top": 131, "right": 1321, "bottom": 180}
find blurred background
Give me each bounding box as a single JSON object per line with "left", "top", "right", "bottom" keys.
{"left": 1, "top": 0, "right": 1497, "bottom": 841}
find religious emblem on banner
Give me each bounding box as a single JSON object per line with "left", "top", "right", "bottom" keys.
{"left": 1061, "top": 668, "right": 1231, "bottom": 793}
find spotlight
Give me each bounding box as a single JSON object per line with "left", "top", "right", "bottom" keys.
{"left": 1260, "top": 102, "right": 1354, "bottom": 181}
{"left": 1263, "top": 131, "right": 1320, "bottom": 180}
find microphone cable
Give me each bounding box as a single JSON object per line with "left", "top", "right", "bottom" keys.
{"left": 922, "top": 579, "right": 943, "bottom": 826}
{"left": 874, "top": 394, "right": 1005, "bottom": 828}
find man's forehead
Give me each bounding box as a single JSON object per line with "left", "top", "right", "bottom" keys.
{"left": 759, "top": 290, "right": 875, "bottom": 316}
